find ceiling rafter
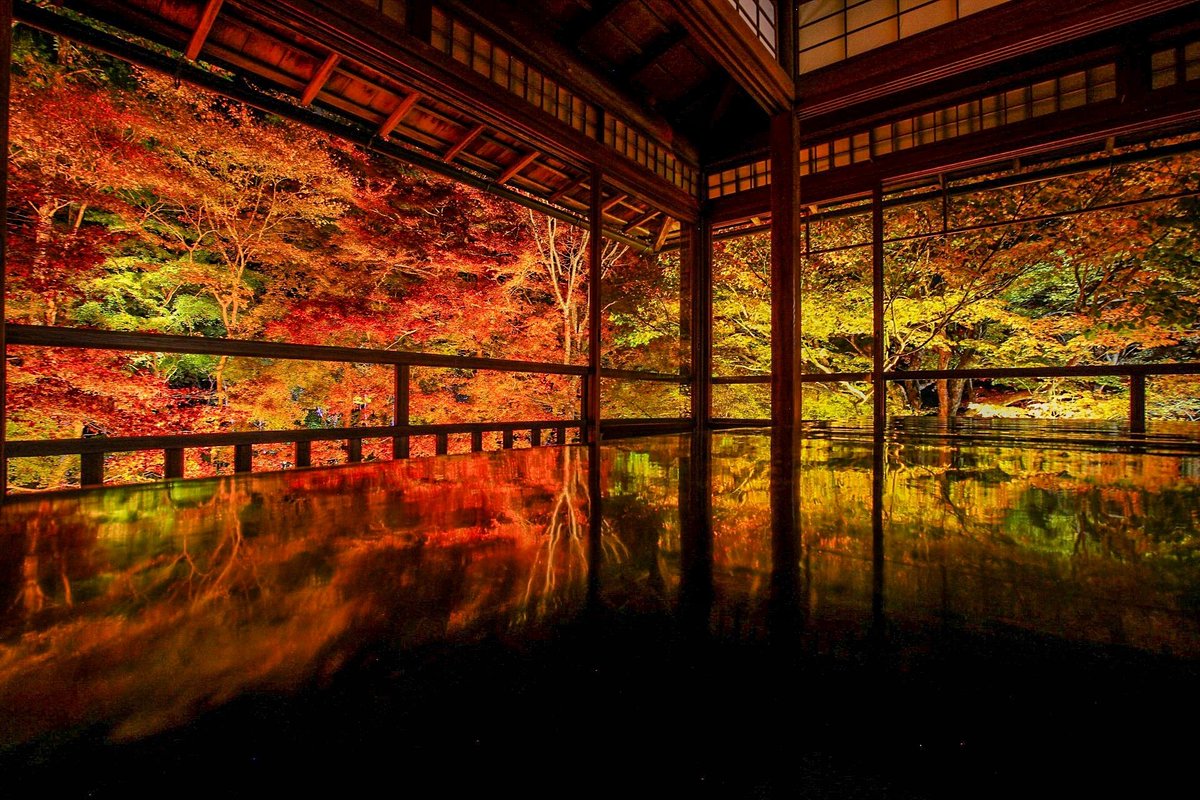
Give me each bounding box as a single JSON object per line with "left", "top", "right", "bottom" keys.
{"left": 377, "top": 90, "right": 421, "bottom": 138}
{"left": 184, "top": 0, "right": 224, "bottom": 59}
{"left": 299, "top": 51, "right": 340, "bottom": 106}
{"left": 443, "top": 123, "right": 487, "bottom": 162}
{"left": 497, "top": 149, "right": 541, "bottom": 184}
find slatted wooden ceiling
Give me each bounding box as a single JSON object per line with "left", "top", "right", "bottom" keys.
{"left": 36, "top": 0, "right": 770, "bottom": 249}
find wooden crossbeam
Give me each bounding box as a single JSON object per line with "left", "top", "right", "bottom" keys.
{"left": 565, "top": 0, "right": 629, "bottom": 43}
{"left": 185, "top": 0, "right": 225, "bottom": 60}
{"left": 624, "top": 210, "right": 660, "bottom": 232}
{"left": 654, "top": 217, "right": 675, "bottom": 251}
{"left": 378, "top": 90, "right": 421, "bottom": 138}
{"left": 443, "top": 123, "right": 486, "bottom": 162}
{"left": 497, "top": 150, "right": 540, "bottom": 184}
{"left": 602, "top": 193, "right": 628, "bottom": 213}
{"left": 300, "top": 52, "right": 341, "bottom": 106}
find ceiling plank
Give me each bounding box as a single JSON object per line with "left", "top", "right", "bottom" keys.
{"left": 443, "top": 122, "right": 487, "bottom": 162}
{"left": 617, "top": 26, "right": 688, "bottom": 81}
{"left": 378, "top": 90, "right": 421, "bottom": 137}
{"left": 300, "top": 51, "right": 341, "bottom": 106}
{"left": 184, "top": 0, "right": 224, "bottom": 59}
{"left": 497, "top": 149, "right": 541, "bottom": 184}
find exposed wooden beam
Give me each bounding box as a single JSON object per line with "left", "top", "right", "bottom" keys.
{"left": 184, "top": 0, "right": 224, "bottom": 60}
{"left": 377, "top": 90, "right": 421, "bottom": 138}
{"left": 299, "top": 51, "right": 340, "bottom": 106}
{"left": 497, "top": 149, "right": 540, "bottom": 184}
{"left": 654, "top": 217, "right": 675, "bottom": 251}
{"left": 443, "top": 122, "right": 486, "bottom": 162}
{"left": 602, "top": 193, "right": 628, "bottom": 213}
{"left": 624, "top": 209, "right": 660, "bottom": 232}
{"left": 662, "top": 0, "right": 793, "bottom": 114}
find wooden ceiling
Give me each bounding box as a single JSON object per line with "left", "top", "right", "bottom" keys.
{"left": 15, "top": 0, "right": 779, "bottom": 251}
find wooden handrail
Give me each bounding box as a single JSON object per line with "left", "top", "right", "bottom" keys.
{"left": 7, "top": 325, "right": 589, "bottom": 376}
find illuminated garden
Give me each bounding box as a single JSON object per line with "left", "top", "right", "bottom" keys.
{"left": 2, "top": 0, "right": 1199, "bottom": 796}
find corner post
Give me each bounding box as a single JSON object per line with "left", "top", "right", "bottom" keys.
{"left": 586, "top": 168, "right": 603, "bottom": 444}
{"left": 770, "top": 111, "right": 802, "bottom": 429}
{"left": 872, "top": 184, "right": 886, "bottom": 434}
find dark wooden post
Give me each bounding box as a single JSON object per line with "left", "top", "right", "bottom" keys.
{"left": 872, "top": 184, "right": 886, "bottom": 434}
{"left": 1, "top": 0, "right": 11, "bottom": 497}
{"left": 586, "top": 168, "right": 604, "bottom": 444}
{"left": 471, "top": 430, "right": 484, "bottom": 451}
{"left": 393, "top": 364, "right": 410, "bottom": 458}
{"left": 557, "top": 424, "right": 567, "bottom": 445}
{"left": 770, "top": 111, "right": 802, "bottom": 429}
{"left": 685, "top": 215, "right": 713, "bottom": 434}
{"left": 164, "top": 447, "right": 185, "bottom": 479}
{"left": 530, "top": 427, "right": 541, "bottom": 447}
{"left": 1129, "top": 372, "right": 1147, "bottom": 434}
{"left": 435, "top": 432, "right": 449, "bottom": 454}
{"left": 502, "top": 429, "right": 514, "bottom": 449}
{"left": 80, "top": 452, "right": 104, "bottom": 488}
{"left": 347, "top": 438, "right": 363, "bottom": 462}
{"left": 234, "top": 444, "right": 253, "bottom": 473}
{"left": 295, "top": 440, "right": 312, "bottom": 468}
{"left": 777, "top": 0, "right": 796, "bottom": 79}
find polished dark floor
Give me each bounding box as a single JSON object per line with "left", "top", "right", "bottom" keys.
{"left": 2, "top": 423, "right": 1199, "bottom": 797}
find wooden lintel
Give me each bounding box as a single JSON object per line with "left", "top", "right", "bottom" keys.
{"left": 602, "top": 193, "right": 628, "bottom": 213}
{"left": 378, "top": 90, "right": 421, "bottom": 137}
{"left": 185, "top": 0, "right": 224, "bottom": 60}
{"left": 443, "top": 123, "right": 487, "bottom": 162}
{"left": 497, "top": 149, "right": 540, "bottom": 184}
{"left": 624, "top": 210, "right": 660, "bottom": 232}
{"left": 654, "top": 217, "right": 675, "bottom": 251}
{"left": 300, "top": 52, "right": 341, "bottom": 106}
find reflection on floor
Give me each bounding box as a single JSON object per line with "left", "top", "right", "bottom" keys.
{"left": 2, "top": 423, "right": 1199, "bottom": 796}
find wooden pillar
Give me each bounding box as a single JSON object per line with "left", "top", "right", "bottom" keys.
{"left": 502, "top": 429, "right": 514, "bottom": 449}
{"left": 530, "top": 427, "right": 541, "bottom": 447}
{"left": 80, "top": 452, "right": 104, "bottom": 488}
{"left": 872, "top": 184, "right": 886, "bottom": 434}
{"left": 1, "top": 0, "right": 11, "bottom": 497}
{"left": 435, "top": 432, "right": 449, "bottom": 454}
{"left": 164, "top": 447, "right": 185, "bottom": 479}
{"left": 233, "top": 443, "right": 253, "bottom": 473}
{"left": 393, "top": 364, "right": 410, "bottom": 459}
{"left": 777, "top": 0, "right": 796, "bottom": 79}
{"left": 770, "top": 112, "right": 802, "bottom": 429}
{"left": 1129, "top": 372, "right": 1147, "bottom": 434}
{"left": 686, "top": 215, "right": 713, "bottom": 434}
{"left": 471, "top": 430, "right": 484, "bottom": 451}
{"left": 585, "top": 168, "right": 604, "bottom": 444}
{"left": 347, "top": 437, "right": 362, "bottom": 463}
{"left": 294, "top": 440, "right": 312, "bottom": 468}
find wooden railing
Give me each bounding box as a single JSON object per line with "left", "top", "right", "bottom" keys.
{"left": 6, "top": 325, "right": 600, "bottom": 488}
{"left": 713, "top": 363, "right": 1200, "bottom": 432}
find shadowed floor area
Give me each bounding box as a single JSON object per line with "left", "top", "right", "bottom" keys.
{"left": 2, "top": 424, "right": 1199, "bottom": 797}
